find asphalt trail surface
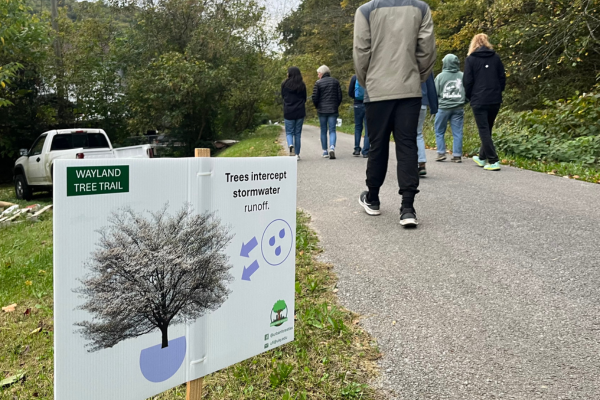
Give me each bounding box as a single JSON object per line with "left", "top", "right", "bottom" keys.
{"left": 294, "top": 124, "right": 600, "bottom": 400}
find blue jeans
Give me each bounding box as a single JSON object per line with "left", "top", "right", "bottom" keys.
{"left": 284, "top": 118, "right": 304, "bottom": 155}
{"left": 416, "top": 105, "right": 427, "bottom": 163}
{"left": 354, "top": 104, "right": 370, "bottom": 155}
{"left": 434, "top": 108, "right": 464, "bottom": 157}
{"left": 318, "top": 113, "right": 337, "bottom": 150}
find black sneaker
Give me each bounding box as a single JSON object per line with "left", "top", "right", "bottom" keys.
{"left": 436, "top": 153, "right": 446, "bottom": 161}
{"left": 400, "top": 207, "right": 418, "bottom": 227}
{"left": 289, "top": 145, "right": 295, "bottom": 156}
{"left": 358, "top": 191, "right": 381, "bottom": 216}
{"left": 329, "top": 148, "right": 336, "bottom": 160}
{"left": 363, "top": 153, "right": 368, "bottom": 158}
{"left": 451, "top": 156, "right": 462, "bottom": 163}
{"left": 353, "top": 148, "right": 361, "bottom": 156}
{"left": 418, "top": 162, "right": 427, "bottom": 176}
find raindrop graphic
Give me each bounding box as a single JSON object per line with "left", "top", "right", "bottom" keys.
{"left": 269, "top": 236, "right": 276, "bottom": 246}
{"left": 279, "top": 229, "right": 286, "bottom": 239}
{"left": 275, "top": 246, "right": 282, "bottom": 256}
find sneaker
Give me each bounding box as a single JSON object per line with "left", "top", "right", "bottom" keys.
{"left": 322, "top": 151, "right": 329, "bottom": 158}
{"left": 436, "top": 153, "right": 446, "bottom": 162}
{"left": 363, "top": 153, "right": 368, "bottom": 158}
{"left": 418, "top": 162, "right": 427, "bottom": 176}
{"left": 484, "top": 161, "right": 501, "bottom": 171}
{"left": 451, "top": 156, "right": 462, "bottom": 163}
{"left": 400, "top": 207, "right": 418, "bottom": 227}
{"left": 473, "top": 156, "right": 486, "bottom": 167}
{"left": 358, "top": 191, "right": 381, "bottom": 216}
{"left": 329, "top": 147, "right": 336, "bottom": 160}
{"left": 353, "top": 148, "right": 360, "bottom": 156}
{"left": 296, "top": 155, "right": 300, "bottom": 160}
{"left": 289, "top": 145, "right": 295, "bottom": 156}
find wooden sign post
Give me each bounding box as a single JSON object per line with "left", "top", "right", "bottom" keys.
{"left": 186, "top": 147, "right": 210, "bottom": 400}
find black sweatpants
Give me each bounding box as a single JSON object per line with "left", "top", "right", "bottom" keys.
{"left": 365, "top": 97, "right": 421, "bottom": 205}
{"left": 472, "top": 104, "right": 501, "bottom": 164}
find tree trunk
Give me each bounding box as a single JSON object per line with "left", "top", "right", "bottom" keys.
{"left": 277, "top": 311, "right": 282, "bottom": 320}
{"left": 161, "top": 327, "right": 169, "bottom": 348}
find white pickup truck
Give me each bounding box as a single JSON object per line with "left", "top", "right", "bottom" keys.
{"left": 13, "top": 129, "right": 154, "bottom": 200}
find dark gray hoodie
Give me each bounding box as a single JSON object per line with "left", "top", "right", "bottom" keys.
{"left": 435, "top": 54, "right": 466, "bottom": 109}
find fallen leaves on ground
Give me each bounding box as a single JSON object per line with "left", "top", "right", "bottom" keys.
{"left": 2, "top": 303, "right": 17, "bottom": 312}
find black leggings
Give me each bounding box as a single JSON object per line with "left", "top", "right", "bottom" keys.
{"left": 472, "top": 104, "right": 501, "bottom": 164}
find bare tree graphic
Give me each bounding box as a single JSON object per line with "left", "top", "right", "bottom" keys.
{"left": 75, "top": 204, "right": 233, "bottom": 352}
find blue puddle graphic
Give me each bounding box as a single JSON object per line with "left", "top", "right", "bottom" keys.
{"left": 139, "top": 336, "right": 186, "bottom": 382}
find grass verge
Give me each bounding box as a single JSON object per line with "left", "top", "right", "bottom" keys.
{"left": 1, "top": 125, "right": 381, "bottom": 399}
{"left": 217, "top": 125, "right": 284, "bottom": 158}
{"left": 310, "top": 112, "right": 600, "bottom": 184}
{"left": 0, "top": 185, "right": 54, "bottom": 399}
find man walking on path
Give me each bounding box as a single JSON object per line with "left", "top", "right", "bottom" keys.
{"left": 349, "top": 74, "right": 370, "bottom": 158}
{"left": 354, "top": 0, "right": 436, "bottom": 227}
{"left": 312, "top": 65, "right": 343, "bottom": 160}
{"left": 434, "top": 54, "right": 467, "bottom": 163}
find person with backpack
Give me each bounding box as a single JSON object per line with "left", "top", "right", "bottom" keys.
{"left": 281, "top": 66, "right": 307, "bottom": 159}
{"left": 349, "top": 74, "right": 370, "bottom": 158}
{"left": 417, "top": 73, "right": 438, "bottom": 176}
{"left": 463, "top": 33, "right": 506, "bottom": 171}
{"left": 312, "top": 65, "right": 343, "bottom": 159}
{"left": 434, "top": 54, "right": 467, "bottom": 163}
{"left": 354, "top": 0, "right": 436, "bottom": 227}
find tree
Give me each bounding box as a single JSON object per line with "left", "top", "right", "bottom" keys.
{"left": 273, "top": 300, "right": 287, "bottom": 321}
{"left": 75, "top": 205, "right": 234, "bottom": 351}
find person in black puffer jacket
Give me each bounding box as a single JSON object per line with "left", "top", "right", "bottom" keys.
{"left": 312, "top": 65, "right": 342, "bottom": 159}
{"left": 463, "top": 33, "right": 506, "bottom": 171}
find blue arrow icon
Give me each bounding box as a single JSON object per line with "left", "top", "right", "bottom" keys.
{"left": 240, "top": 237, "right": 258, "bottom": 258}
{"left": 241, "top": 260, "right": 260, "bottom": 281}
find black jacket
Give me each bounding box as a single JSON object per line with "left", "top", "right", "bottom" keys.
{"left": 281, "top": 82, "right": 307, "bottom": 120}
{"left": 312, "top": 73, "right": 342, "bottom": 114}
{"left": 348, "top": 75, "right": 363, "bottom": 105}
{"left": 463, "top": 47, "right": 506, "bottom": 107}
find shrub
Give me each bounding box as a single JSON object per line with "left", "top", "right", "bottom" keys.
{"left": 496, "top": 93, "right": 600, "bottom": 166}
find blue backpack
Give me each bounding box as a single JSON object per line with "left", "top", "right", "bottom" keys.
{"left": 355, "top": 80, "right": 364, "bottom": 101}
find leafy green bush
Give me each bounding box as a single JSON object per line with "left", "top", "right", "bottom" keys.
{"left": 496, "top": 93, "right": 600, "bottom": 165}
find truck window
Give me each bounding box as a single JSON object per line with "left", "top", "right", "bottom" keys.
{"left": 30, "top": 135, "right": 47, "bottom": 156}
{"left": 50, "top": 133, "right": 110, "bottom": 151}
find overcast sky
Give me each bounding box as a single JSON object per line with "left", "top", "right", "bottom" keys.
{"left": 259, "top": 0, "right": 300, "bottom": 24}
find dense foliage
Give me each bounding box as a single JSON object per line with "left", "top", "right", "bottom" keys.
{"left": 0, "top": 0, "right": 279, "bottom": 181}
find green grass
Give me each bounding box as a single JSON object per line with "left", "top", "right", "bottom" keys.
{"left": 0, "top": 184, "right": 54, "bottom": 399}
{"left": 1, "top": 125, "right": 381, "bottom": 399}
{"left": 217, "top": 125, "right": 284, "bottom": 158}
{"left": 312, "top": 110, "right": 600, "bottom": 184}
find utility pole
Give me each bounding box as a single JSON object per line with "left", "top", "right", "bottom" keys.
{"left": 51, "top": 0, "right": 64, "bottom": 123}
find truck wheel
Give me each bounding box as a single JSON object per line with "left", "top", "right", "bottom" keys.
{"left": 15, "top": 175, "right": 32, "bottom": 201}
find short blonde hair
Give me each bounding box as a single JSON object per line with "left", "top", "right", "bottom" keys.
{"left": 317, "top": 65, "right": 330, "bottom": 75}
{"left": 468, "top": 33, "right": 493, "bottom": 55}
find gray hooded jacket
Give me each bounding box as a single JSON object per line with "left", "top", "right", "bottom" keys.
{"left": 353, "top": 0, "right": 437, "bottom": 103}
{"left": 435, "top": 54, "right": 466, "bottom": 109}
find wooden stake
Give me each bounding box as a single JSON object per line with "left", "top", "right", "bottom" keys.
{"left": 194, "top": 148, "right": 210, "bottom": 158}
{"left": 186, "top": 147, "right": 210, "bottom": 400}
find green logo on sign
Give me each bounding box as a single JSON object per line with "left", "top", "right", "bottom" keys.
{"left": 67, "top": 166, "right": 129, "bottom": 197}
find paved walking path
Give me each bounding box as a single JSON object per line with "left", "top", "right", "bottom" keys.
{"left": 294, "top": 125, "right": 600, "bottom": 399}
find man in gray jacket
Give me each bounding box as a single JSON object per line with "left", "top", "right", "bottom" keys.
{"left": 354, "top": 0, "right": 436, "bottom": 227}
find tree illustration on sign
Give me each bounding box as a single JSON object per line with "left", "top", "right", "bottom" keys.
{"left": 270, "top": 300, "right": 288, "bottom": 327}
{"left": 74, "top": 204, "right": 233, "bottom": 352}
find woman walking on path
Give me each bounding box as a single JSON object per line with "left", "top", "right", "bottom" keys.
{"left": 282, "top": 66, "right": 307, "bottom": 159}
{"left": 434, "top": 54, "right": 466, "bottom": 163}
{"left": 312, "top": 65, "right": 342, "bottom": 159}
{"left": 463, "top": 33, "right": 506, "bottom": 171}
